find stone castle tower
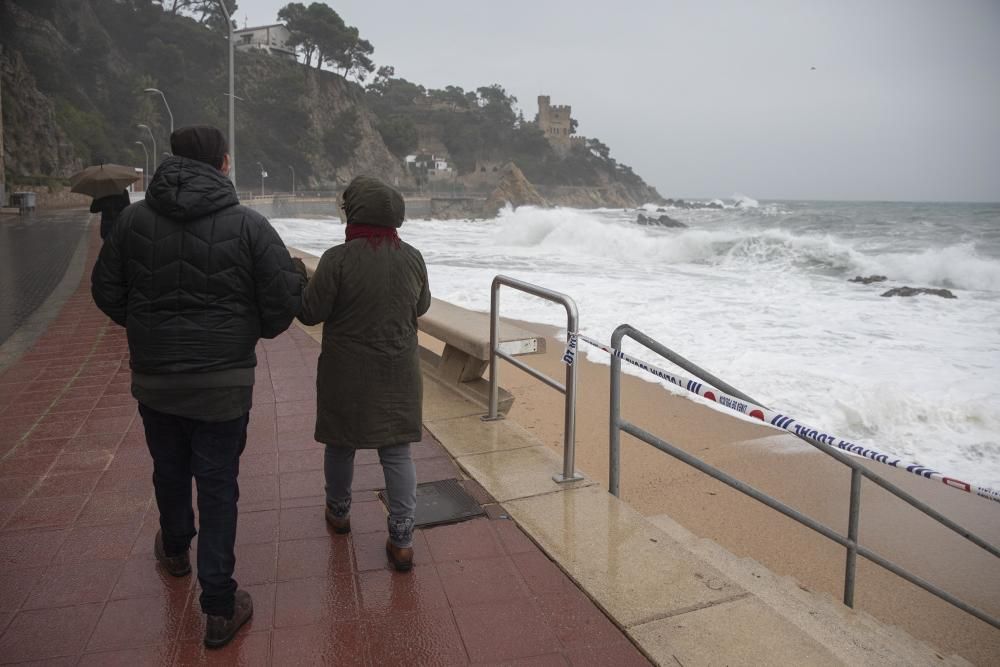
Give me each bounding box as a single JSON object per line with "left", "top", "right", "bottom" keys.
{"left": 536, "top": 95, "right": 576, "bottom": 154}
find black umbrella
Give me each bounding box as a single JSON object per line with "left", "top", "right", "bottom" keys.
{"left": 69, "top": 163, "right": 141, "bottom": 199}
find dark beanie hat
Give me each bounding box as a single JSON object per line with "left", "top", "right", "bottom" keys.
{"left": 170, "top": 125, "right": 228, "bottom": 170}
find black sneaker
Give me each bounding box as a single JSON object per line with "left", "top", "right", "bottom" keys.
{"left": 204, "top": 589, "right": 254, "bottom": 649}
{"left": 154, "top": 530, "right": 191, "bottom": 577}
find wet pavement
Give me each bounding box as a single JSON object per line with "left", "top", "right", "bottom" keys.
{"left": 0, "top": 210, "right": 90, "bottom": 347}
{"left": 0, "top": 226, "right": 650, "bottom": 665}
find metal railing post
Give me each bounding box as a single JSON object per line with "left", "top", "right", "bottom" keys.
{"left": 557, "top": 303, "right": 580, "bottom": 483}
{"left": 486, "top": 279, "right": 501, "bottom": 420}
{"left": 483, "top": 276, "right": 583, "bottom": 483}
{"left": 609, "top": 327, "right": 624, "bottom": 497}
{"left": 844, "top": 467, "right": 862, "bottom": 607}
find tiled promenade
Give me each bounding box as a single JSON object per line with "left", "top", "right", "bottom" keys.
{"left": 0, "top": 224, "right": 650, "bottom": 665}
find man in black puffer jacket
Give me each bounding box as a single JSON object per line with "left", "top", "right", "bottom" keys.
{"left": 92, "top": 126, "right": 304, "bottom": 649}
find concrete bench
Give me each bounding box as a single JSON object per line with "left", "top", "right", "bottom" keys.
{"left": 288, "top": 247, "right": 544, "bottom": 414}
{"left": 417, "top": 298, "right": 545, "bottom": 414}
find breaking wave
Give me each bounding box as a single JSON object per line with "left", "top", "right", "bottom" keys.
{"left": 493, "top": 205, "right": 1000, "bottom": 291}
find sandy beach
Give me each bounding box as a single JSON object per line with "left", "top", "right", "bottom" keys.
{"left": 440, "top": 324, "right": 1000, "bottom": 664}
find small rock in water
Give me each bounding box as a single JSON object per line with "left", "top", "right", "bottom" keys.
{"left": 637, "top": 213, "right": 687, "bottom": 228}
{"left": 849, "top": 275, "right": 888, "bottom": 284}
{"left": 880, "top": 286, "right": 957, "bottom": 299}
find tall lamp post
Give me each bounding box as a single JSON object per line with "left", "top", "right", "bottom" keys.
{"left": 288, "top": 165, "right": 295, "bottom": 197}
{"left": 218, "top": 0, "right": 236, "bottom": 190}
{"left": 143, "top": 88, "right": 174, "bottom": 135}
{"left": 256, "top": 161, "right": 266, "bottom": 198}
{"left": 134, "top": 140, "right": 149, "bottom": 191}
{"left": 137, "top": 124, "right": 157, "bottom": 169}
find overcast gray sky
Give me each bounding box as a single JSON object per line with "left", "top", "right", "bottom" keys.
{"left": 236, "top": 0, "right": 1000, "bottom": 202}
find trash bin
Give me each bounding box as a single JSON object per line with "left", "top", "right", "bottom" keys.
{"left": 10, "top": 192, "right": 36, "bottom": 214}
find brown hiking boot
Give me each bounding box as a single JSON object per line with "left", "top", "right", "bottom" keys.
{"left": 204, "top": 589, "right": 253, "bottom": 649}
{"left": 385, "top": 538, "right": 413, "bottom": 572}
{"left": 154, "top": 530, "right": 191, "bottom": 577}
{"left": 325, "top": 507, "right": 351, "bottom": 534}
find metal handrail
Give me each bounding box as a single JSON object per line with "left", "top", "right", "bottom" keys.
{"left": 608, "top": 323, "right": 999, "bottom": 629}
{"left": 485, "top": 276, "right": 583, "bottom": 483}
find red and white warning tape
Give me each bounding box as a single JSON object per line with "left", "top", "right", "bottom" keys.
{"left": 565, "top": 332, "right": 1000, "bottom": 505}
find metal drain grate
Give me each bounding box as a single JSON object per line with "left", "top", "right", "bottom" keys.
{"left": 378, "top": 479, "right": 485, "bottom": 528}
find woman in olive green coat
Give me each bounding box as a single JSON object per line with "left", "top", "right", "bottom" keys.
{"left": 298, "top": 176, "right": 431, "bottom": 570}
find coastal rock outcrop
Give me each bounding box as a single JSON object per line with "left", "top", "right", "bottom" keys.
{"left": 637, "top": 213, "right": 687, "bottom": 228}
{"left": 880, "top": 286, "right": 957, "bottom": 299}
{"left": 539, "top": 181, "right": 661, "bottom": 209}
{"left": 849, "top": 275, "right": 888, "bottom": 284}
{"left": 483, "top": 163, "right": 548, "bottom": 217}
{"left": 663, "top": 198, "right": 724, "bottom": 210}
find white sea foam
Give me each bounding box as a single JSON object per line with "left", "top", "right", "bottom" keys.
{"left": 272, "top": 202, "right": 1000, "bottom": 487}
{"left": 732, "top": 193, "right": 759, "bottom": 208}
{"left": 856, "top": 243, "right": 1000, "bottom": 292}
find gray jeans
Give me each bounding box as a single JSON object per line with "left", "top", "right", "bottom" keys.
{"left": 324, "top": 443, "right": 416, "bottom": 548}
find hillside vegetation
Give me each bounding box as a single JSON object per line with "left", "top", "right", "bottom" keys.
{"left": 0, "top": 0, "right": 662, "bottom": 206}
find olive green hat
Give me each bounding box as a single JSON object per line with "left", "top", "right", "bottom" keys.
{"left": 341, "top": 175, "right": 405, "bottom": 228}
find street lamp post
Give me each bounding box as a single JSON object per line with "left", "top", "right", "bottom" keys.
{"left": 288, "top": 165, "right": 295, "bottom": 196}
{"left": 134, "top": 140, "right": 149, "bottom": 191}
{"left": 257, "top": 161, "right": 266, "bottom": 198}
{"left": 143, "top": 88, "right": 174, "bottom": 135}
{"left": 218, "top": 0, "right": 236, "bottom": 190}
{"left": 137, "top": 124, "right": 157, "bottom": 169}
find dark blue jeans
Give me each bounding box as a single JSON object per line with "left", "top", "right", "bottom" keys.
{"left": 138, "top": 404, "right": 248, "bottom": 618}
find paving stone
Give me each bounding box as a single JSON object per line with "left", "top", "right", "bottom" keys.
{"left": 365, "top": 607, "right": 468, "bottom": 666}
{"left": 0, "top": 603, "right": 103, "bottom": 662}
{"left": 453, "top": 598, "right": 558, "bottom": 663}
{"left": 23, "top": 558, "right": 123, "bottom": 609}
{"left": 86, "top": 591, "right": 190, "bottom": 652}
{"left": 425, "top": 517, "right": 504, "bottom": 562}
{"left": 270, "top": 621, "right": 368, "bottom": 666}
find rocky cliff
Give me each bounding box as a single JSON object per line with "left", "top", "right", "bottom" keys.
{"left": 1, "top": 48, "right": 81, "bottom": 179}
{"left": 483, "top": 163, "right": 547, "bottom": 216}
{"left": 297, "top": 69, "right": 403, "bottom": 187}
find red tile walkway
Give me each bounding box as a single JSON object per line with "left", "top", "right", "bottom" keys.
{"left": 0, "top": 225, "right": 650, "bottom": 665}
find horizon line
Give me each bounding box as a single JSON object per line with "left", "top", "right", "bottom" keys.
{"left": 666, "top": 196, "right": 1000, "bottom": 205}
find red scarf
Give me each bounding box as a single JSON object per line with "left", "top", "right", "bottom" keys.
{"left": 345, "top": 223, "right": 400, "bottom": 250}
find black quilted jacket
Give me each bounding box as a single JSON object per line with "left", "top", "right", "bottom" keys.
{"left": 91, "top": 156, "right": 304, "bottom": 379}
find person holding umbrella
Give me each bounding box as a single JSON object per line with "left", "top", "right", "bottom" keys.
{"left": 69, "top": 163, "right": 140, "bottom": 239}
{"left": 90, "top": 190, "right": 131, "bottom": 239}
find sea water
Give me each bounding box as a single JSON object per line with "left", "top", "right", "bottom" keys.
{"left": 271, "top": 199, "right": 1000, "bottom": 487}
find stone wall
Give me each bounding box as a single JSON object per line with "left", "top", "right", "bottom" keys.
{"left": 245, "top": 196, "right": 344, "bottom": 222}
{"left": 429, "top": 197, "right": 487, "bottom": 220}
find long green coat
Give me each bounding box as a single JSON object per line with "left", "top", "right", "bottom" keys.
{"left": 298, "top": 178, "right": 431, "bottom": 448}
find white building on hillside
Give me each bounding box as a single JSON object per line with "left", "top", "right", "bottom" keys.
{"left": 233, "top": 24, "right": 296, "bottom": 59}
